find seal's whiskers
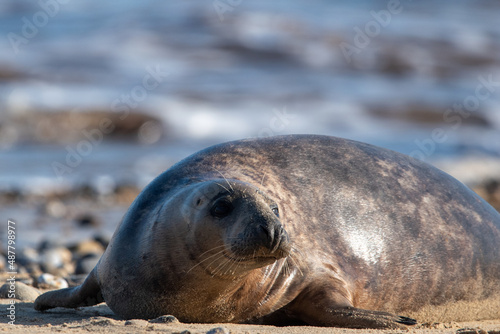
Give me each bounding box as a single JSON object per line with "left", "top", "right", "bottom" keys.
{"left": 260, "top": 172, "right": 267, "bottom": 188}
{"left": 186, "top": 246, "right": 227, "bottom": 274}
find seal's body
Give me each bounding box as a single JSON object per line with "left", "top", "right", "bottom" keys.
{"left": 35, "top": 135, "right": 500, "bottom": 328}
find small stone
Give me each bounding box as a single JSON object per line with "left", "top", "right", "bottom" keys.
{"left": 23, "top": 262, "right": 43, "bottom": 276}
{"left": 446, "top": 322, "right": 460, "bottom": 329}
{"left": 456, "top": 328, "right": 488, "bottom": 334}
{"left": 38, "top": 239, "right": 65, "bottom": 251}
{"left": 138, "top": 120, "right": 163, "bottom": 144}
{"left": 92, "top": 175, "right": 116, "bottom": 196}
{"left": 37, "top": 273, "right": 69, "bottom": 289}
{"left": 46, "top": 200, "right": 67, "bottom": 218}
{"left": 0, "top": 281, "right": 41, "bottom": 301}
{"left": 39, "top": 247, "right": 72, "bottom": 274}
{"left": 206, "top": 327, "right": 230, "bottom": 334}
{"left": 75, "top": 254, "right": 100, "bottom": 275}
{"left": 65, "top": 274, "right": 88, "bottom": 286}
{"left": 113, "top": 185, "right": 141, "bottom": 204}
{"left": 17, "top": 265, "right": 28, "bottom": 275}
{"left": 75, "top": 214, "right": 101, "bottom": 228}
{"left": 19, "top": 247, "right": 40, "bottom": 266}
{"left": 74, "top": 240, "right": 105, "bottom": 257}
{"left": 39, "top": 246, "right": 74, "bottom": 276}
{"left": 431, "top": 322, "right": 446, "bottom": 329}
{"left": 89, "top": 318, "right": 116, "bottom": 326}
{"left": 93, "top": 234, "right": 110, "bottom": 248}
{"left": 19, "top": 278, "right": 34, "bottom": 286}
{"left": 124, "top": 319, "right": 148, "bottom": 326}
{"left": 149, "top": 315, "right": 179, "bottom": 324}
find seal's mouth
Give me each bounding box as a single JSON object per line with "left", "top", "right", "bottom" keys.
{"left": 226, "top": 220, "right": 291, "bottom": 263}
{"left": 222, "top": 241, "right": 291, "bottom": 265}
{"left": 222, "top": 251, "right": 284, "bottom": 263}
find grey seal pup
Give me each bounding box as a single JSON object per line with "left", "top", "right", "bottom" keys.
{"left": 35, "top": 135, "right": 500, "bottom": 328}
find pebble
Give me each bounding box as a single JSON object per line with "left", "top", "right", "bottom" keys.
{"left": 39, "top": 247, "right": 73, "bottom": 275}
{"left": 19, "top": 247, "right": 40, "bottom": 266}
{"left": 74, "top": 213, "right": 101, "bottom": 228}
{"left": 138, "top": 120, "right": 163, "bottom": 144}
{"left": 92, "top": 175, "right": 116, "bottom": 196}
{"left": 456, "top": 328, "right": 488, "bottom": 334}
{"left": 149, "top": 315, "right": 179, "bottom": 324}
{"left": 93, "top": 234, "right": 110, "bottom": 248}
{"left": 88, "top": 318, "right": 117, "bottom": 326}
{"left": 124, "top": 319, "right": 149, "bottom": 326}
{"left": 0, "top": 281, "right": 41, "bottom": 301}
{"left": 74, "top": 240, "right": 105, "bottom": 257}
{"left": 428, "top": 322, "right": 446, "bottom": 329}
{"left": 37, "top": 273, "right": 69, "bottom": 289}
{"left": 473, "top": 179, "right": 500, "bottom": 212}
{"left": 46, "top": 200, "right": 67, "bottom": 218}
{"left": 113, "top": 185, "right": 141, "bottom": 205}
{"left": 38, "top": 239, "right": 65, "bottom": 251}
{"left": 23, "top": 262, "right": 43, "bottom": 276}
{"left": 75, "top": 254, "right": 100, "bottom": 275}
{"left": 65, "top": 274, "right": 88, "bottom": 286}
{"left": 206, "top": 327, "right": 230, "bottom": 334}
{"left": 436, "top": 158, "right": 500, "bottom": 188}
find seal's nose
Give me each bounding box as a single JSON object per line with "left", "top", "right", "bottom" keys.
{"left": 258, "top": 222, "right": 288, "bottom": 254}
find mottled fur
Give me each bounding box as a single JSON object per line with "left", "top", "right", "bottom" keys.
{"left": 35, "top": 135, "right": 500, "bottom": 328}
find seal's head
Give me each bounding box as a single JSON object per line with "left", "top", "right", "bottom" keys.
{"left": 164, "top": 179, "right": 291, "bottom": 278}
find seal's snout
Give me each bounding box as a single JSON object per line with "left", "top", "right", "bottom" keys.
{"left": 257, "top": 222, "right": 290, "bottom": 256}
{"left": 258, "top": 223, "right": 277, "bottom": 251}
{"left": 229, "top": 218, "right": 290, "bottom": 262}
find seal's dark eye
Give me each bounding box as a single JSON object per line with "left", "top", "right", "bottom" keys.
{"left": 272, "top": 206, "right": 279, "bottom": 218}
{"left": 211, "top": 200, "right": 233, "bottom": 218}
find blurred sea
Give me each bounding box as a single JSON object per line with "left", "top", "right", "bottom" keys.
{"left": 1, "top": 0, "right": 500, "bottom": 247}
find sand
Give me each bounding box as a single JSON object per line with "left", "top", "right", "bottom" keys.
{"left": 1, "top": 298, "right": 499, "bottom": 334}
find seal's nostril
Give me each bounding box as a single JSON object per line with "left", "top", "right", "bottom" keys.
{"left": 258, "top": 224, "right": 278, "bottom": 250}
{"left": 269, "top": 224, "right": 284, "bottom": 253}
{"left": 259, "top": 224, "right": 271, "bottom": 240}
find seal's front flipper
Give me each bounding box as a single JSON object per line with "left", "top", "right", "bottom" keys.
{"left": 34, "top": 267, "right": 103, "bottom": 311}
